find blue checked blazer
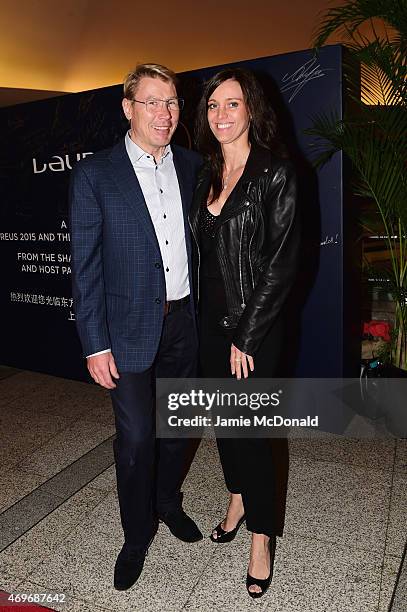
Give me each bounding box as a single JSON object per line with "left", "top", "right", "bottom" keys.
{"left": 69, "top": 138, "right": 202, "bottom": 372}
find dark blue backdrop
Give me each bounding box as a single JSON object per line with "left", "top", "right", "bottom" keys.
{"left": 0, "top": 45, "right": 360, "bottom": 380}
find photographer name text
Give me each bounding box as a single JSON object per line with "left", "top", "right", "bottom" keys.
{"left": 167, "top": 415, "right": 319, "bottom": 428}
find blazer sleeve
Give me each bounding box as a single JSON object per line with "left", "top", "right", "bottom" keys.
{"left": 232, "top": 160, "right": 299, "bottom": 356}
{"left": 69, "top": 163, "right": 111, "bottom": 357}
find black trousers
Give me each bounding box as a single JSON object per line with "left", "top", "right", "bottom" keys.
{"left": 199, "top": 315, "right": 283, "bottom": 538}
{"left": 110, "top": 305, "right": 198, "bottom": 549}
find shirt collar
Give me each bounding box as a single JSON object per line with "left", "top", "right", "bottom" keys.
{"left": 125, "top": 132, "right": 172, "bottom": 166}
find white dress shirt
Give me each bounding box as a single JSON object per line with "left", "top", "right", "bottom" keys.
{"left": 87, "top": 134, "right": 189, "bottom": 358}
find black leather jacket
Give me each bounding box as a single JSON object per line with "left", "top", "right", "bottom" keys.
{"left": 189, "top": 144, "right": 299, "bottom": 356}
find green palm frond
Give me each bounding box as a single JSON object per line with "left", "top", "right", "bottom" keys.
{"left": 311, "top": 0, "right": 407, "bottom": 369}
{"left": 313, "top": 0, "right": 407, "bottom": 51}
{"left": 305, "top": 112, "right": 343, "bottom": 165}
{"left": 343, "top": 40, "right": 407, "bottom": 106}
{"left": 306, "top": 111, "right": 407, "bottom": 228}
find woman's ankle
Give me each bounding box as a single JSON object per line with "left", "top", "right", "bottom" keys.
{"left": 228, "top": 493, "right": 243, "bottom": 509}
{"left": 251, "top": 533, "right": 270, "bottom": 549}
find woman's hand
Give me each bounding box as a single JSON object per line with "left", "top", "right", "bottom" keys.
{"left": 230, "top": 343, "right": 254, "bottom": 379}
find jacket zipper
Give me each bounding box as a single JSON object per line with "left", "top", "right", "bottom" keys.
{"left": 248, "top": 222, "right": 255, "bottom": 290}
{"left": 239, "top": 211, "right": 246, "bottom": 308}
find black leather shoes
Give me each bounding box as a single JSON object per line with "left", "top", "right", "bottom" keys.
{"left": 114, "top": 520, "right": 158, "bottom": 590}
{"left": 114, "top": 544, "right": 147, "bottom": 591}
{"left": 159, "top": 507, "right": 203, "bottom": 542}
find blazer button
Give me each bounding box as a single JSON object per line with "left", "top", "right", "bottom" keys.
{"left": 155, "top": 262, "right": 161, "bottom": 269}
{"left": 155, "top": 298, "right": 161, "bottom": 304}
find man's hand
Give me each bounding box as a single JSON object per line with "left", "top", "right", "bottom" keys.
{"left": 230, "top": 343, "right": 254, "bottom": 380}
{"left": 87, "top": 353, "right": 120, "bottom": 389}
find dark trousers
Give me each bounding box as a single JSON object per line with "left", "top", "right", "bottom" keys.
{"left": 199, "top": 315, "right": 284, "bottom": 537}
{"left": 110, "top": 305, "right": 198, "bottom": 549}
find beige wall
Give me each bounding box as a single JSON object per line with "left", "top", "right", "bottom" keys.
{"left": 1, "top": 0, "right": 345, "bottom": 93}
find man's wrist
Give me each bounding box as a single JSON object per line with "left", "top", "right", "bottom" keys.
{"left": 87, "top": 348, "right": 111, "bottom": 358}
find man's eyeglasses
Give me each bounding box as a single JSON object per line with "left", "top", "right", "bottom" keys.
{"left": 131, "top": 98, "right": 184, "bottom": 112}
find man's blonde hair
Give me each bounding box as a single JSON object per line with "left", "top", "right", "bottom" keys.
{"left": 123, "top": 63, "right": 178, "bottom": 99}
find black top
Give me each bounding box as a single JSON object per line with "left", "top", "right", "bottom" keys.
{"left": 198, "top": 206, "right": 228, "bottom": 329}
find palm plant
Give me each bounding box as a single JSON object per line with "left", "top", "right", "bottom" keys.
{"left": 307, "top": 0, "right": 407, "bottom": 370}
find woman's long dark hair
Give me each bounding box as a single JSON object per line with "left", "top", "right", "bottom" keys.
{"left": 195, "top": 67, "right": 285, "bottom": 204}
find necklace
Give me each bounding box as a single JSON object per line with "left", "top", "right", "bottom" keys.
{"left": 222, "top": 164, "right": 245, "bottom": 190}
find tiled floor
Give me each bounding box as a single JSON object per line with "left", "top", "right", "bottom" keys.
{"left": 0, "top": 369, "right": 405, "bottom": 611}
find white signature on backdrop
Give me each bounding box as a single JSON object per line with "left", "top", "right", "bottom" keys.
{"left": 281, "top": 58, "right": 332, "bottom": 103}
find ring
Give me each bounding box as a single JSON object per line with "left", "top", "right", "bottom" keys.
{"left": 235, "top": 358, "right": 241, "bottom": 362}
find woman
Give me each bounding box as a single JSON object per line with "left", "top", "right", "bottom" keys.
{"left": 189, "top": 68, "right": 299, "bottom": 598}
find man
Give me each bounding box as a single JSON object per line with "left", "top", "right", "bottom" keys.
{"left": 69, "top": 64, "right": 202, "bottom": 591}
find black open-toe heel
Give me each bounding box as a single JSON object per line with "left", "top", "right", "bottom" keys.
{"left": 246, "top": 536, "right": 276, "bottom": 598}
{"left": 210, "top": 515, "right": 245, "bottom": 543}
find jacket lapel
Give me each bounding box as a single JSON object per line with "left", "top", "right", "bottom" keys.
{"left": 107, "top": 140, "right": 161, "bottom": 253}
{"left": 188, "top": 161, "right": 261, "bottom": 233}
{"left": 189, "top": 163, "right": 211, "bottom": 241}
{"left": 172, "top": 145, "right": 195, "bottom": 257}
{"left": 173, "top": 145, "right": 198, "bottom": 219}
{"left": 218, "top": 145, "right": 272, "bottom": 225}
